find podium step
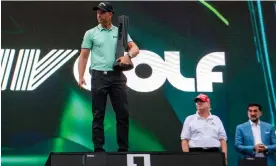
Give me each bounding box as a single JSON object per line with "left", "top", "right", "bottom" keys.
{"left": 45, "top": 152, "right": 225, "bottom": 166}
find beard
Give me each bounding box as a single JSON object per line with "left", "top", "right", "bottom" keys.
{"left": 250, "top": 117, "right": 259, "bottom": 123}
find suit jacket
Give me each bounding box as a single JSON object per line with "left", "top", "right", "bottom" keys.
{"left": 235, "top": 121, "right": 276, "bottom": 166}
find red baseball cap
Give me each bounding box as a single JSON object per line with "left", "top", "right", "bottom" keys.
{"left": 194, "top": 94, "right": 210, "bottom": 103}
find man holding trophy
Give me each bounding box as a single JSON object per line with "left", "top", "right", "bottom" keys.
{"left": 78, "top": 2, "right": 139, "bottom": 152}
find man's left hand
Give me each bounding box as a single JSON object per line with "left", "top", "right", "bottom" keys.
{"left": 117, "top": 56, "right": 131, "bottom": 65}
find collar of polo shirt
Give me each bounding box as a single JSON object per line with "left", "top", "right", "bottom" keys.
{"left": 196, "top": 111, "right": 213, "bottom": 120}
{"left": 97, "top": 24, "right": 116, "bottom": 31}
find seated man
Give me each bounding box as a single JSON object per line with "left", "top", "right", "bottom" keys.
{"left": 235, "top": 103, "right": 276, "bottom": 166}
{"left": 180, "top": 94, "right": 227, "bottom": 164}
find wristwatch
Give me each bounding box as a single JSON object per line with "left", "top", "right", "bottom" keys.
{"left": 264, "top": 145, "right": 268, "bottom": 152}
{"left": 127, "top": 52, "right": 133, "bottom": 59}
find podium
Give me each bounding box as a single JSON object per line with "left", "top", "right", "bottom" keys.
{"left": 45, "top": 152, "right": 226, "bottom": 166}
{"left": 239, "top": 157, "right": 267, "bottom": 166}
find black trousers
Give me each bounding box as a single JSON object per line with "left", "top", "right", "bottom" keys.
{"left": 91, "top": 69, "right": 129, "bottom": 151}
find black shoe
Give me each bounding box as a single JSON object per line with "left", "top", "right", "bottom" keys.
{"left": 94, "top": 147, "right": 105, "bottom": 152}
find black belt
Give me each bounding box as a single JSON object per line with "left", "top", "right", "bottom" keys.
{"left": 189, "top": 147, "right": 220, "bottom": 152}
{"left": 90, "top": 69, "right": 122, "bottom": 75}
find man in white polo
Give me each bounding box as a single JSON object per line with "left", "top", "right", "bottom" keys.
{"left": 180, "top": 94, "right": 227, "bottom": 162}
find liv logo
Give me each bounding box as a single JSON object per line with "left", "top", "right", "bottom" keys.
{"left": 1, "top": 49, "right": 225, "bottom": 92}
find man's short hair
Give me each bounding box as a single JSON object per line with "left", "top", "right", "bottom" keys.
{"left": 248, "top": 103, "right": 262, "bottom": 111}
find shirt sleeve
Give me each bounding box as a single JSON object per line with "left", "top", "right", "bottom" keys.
{"left": 217, "top": 117, "right": 227, "bottom": 141}
{"left": 81, "top": 30, "right": 93, "bottom": 49}
{"left": 127, "top": 34, "right": 133, "bottom": 43}
{"left": 180, "top": 116, "right": 192, "bottom": 140}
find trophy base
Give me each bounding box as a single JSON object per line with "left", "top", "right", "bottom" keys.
{"left": 113, "top": 61, "right": 134, "bottom": 71}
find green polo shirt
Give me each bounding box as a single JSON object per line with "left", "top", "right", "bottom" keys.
{"left": 81, "top": 24, "right": 133, "bottom": 71}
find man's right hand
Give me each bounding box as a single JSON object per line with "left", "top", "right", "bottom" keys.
{"left": 78, "top": 77, "right": 86, "bottom": 88}
{"left": 78, "top": 49, "right": 90, "bottom": 88}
